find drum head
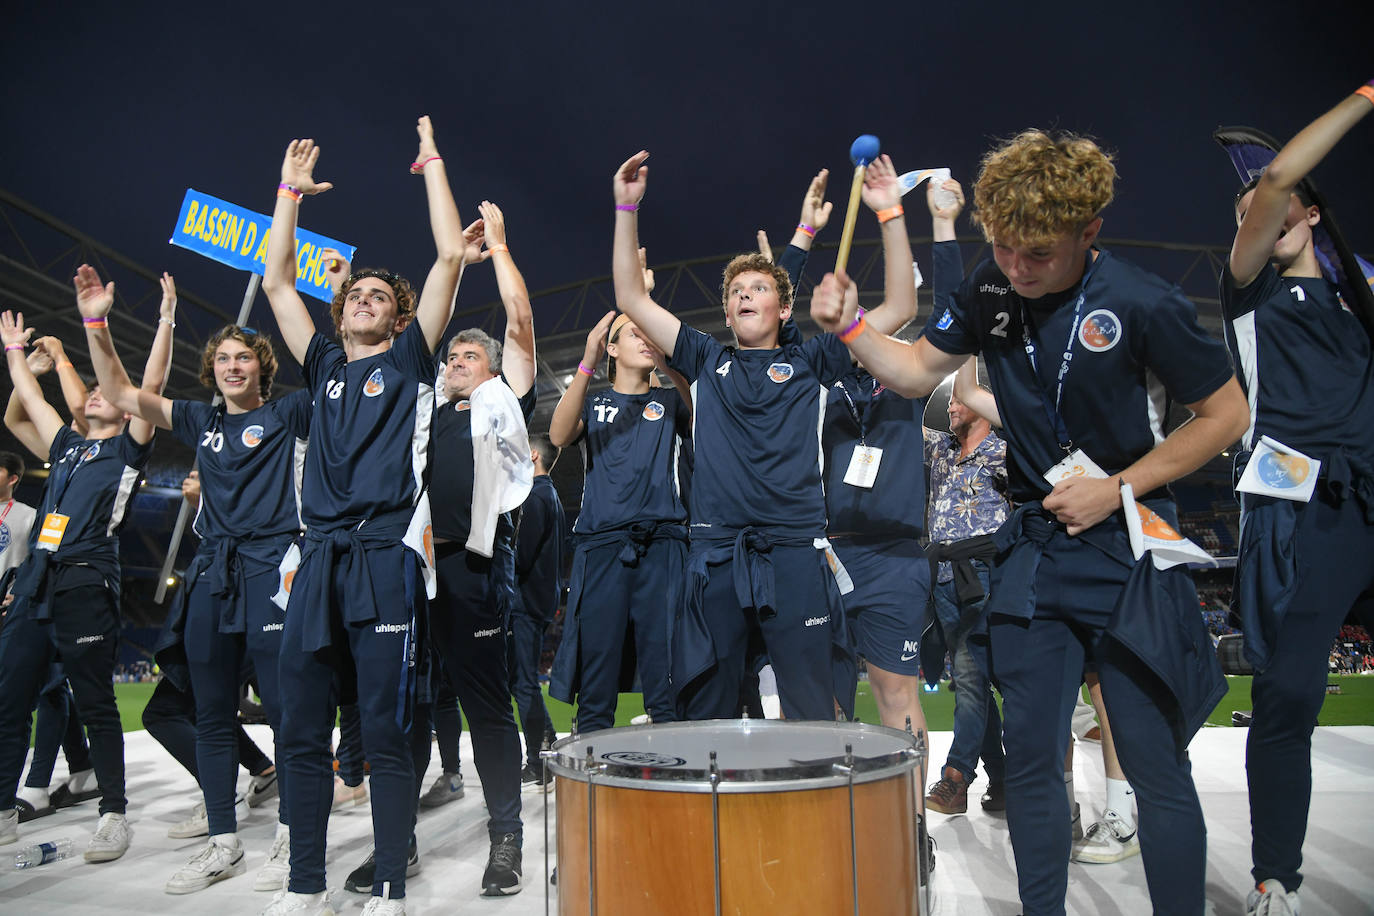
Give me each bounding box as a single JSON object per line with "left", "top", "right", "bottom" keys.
{"left": 546, "top": 719, "right": 922, "bottom": 793}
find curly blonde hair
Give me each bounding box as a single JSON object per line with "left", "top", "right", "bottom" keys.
{"left": 198, "top": 326, "right": 278, "bottom": 401}
{"left": 329, "top": 269, "right": 417, "bottom": 338}
{"left": 720, "top": 253, "right": 793, "bottom": 310}
{"left": 972, "top": 130, "right": 1117, "bottom": 248}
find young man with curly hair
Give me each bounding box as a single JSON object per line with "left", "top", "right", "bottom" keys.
{"left": 608, "top": 150, "right": 917, "bottom": 721}
{"left": 812, "top": 130, "right": 1249, "bottom": 915}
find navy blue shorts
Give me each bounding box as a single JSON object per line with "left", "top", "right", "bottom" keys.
{"left": 830, "top": 537, "right": 928, "bottom": 675}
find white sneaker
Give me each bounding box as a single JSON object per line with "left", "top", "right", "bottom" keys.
{"left": 332, "top": 776, "right": 368, "bottom": 810}
{"left": 260, "top": 889, "right": 336, "bottom": 916}
{"left": 360, "top": 896, "right": 406, "bottom": 915}
{"left": 169, "top": 795, "right": 250, "bottom": 838}
{"left": 165, "top": 837, "right": 246, "bottom": 894}
{"left": 1247, "top": 879, "right": 1301, "bottom": 916}
{"left": 0, "top": 807, "right": 18, "bottom": 845}
{"left": 1071, "top": 810, "right": 1140, "bottom": 864}
{"left": 84, "top": 811, "right": 132, "bottom": 862}
{"left": 256, "top": 830, "right": 292, "bottom": 891}
{"left": 247, "top": 770, "right": 280, "bottom": 807}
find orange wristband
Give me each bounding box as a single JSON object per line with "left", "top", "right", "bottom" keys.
{"left": 488, "top": 244, "right": 509, "bottom": 255}
{"left": 838, "top": 316, "right": 868, "bottom": 344}
{"left": 1356, "top": 85, "right": 1374, "bottom": 105}
{"left": 58, "top": 360, "right": 74, "bottom": 370}
{"left": 876, "top": 205, "right": 904, "bottom": 224}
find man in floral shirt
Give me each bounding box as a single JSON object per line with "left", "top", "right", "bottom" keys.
{"left": 923, "top": 388, "right": 1010, "bottom": 815}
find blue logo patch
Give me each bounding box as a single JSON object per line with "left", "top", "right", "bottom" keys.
{"left": 241, "top": 425, "right": 264, "bottom": 448}
{"left": 79, "top": 442, "right": 102, "bottom": 464}
{"left": 1078, "top": 309, "right": 1122, "bottom": 352}
{"left": 642, "top": 401, "right": 665, "bottom": 421}
{"left": 767, "top": 363, "right": 794, "bottom": 384}
{"left": 1256, "top": 452, "right": 1311, "bottom": 489}
{"left": 936, "top": 309, "right": 953, "bottom": 331}
{"left": 0, "top": 522, "right": 10, "bottom": 553}
{"left": 363, "top": 368, "right": 385, "bottom": 398}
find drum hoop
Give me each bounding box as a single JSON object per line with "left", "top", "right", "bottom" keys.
{"left": 546, "top": 720, "right": 923, "bottom": 793}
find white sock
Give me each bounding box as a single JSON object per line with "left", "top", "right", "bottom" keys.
{"left": 276, "top": 822, "right": 289, "bottom": 840}
{"left": 210, "top": 832, "right": 241, "bottom": 849}
{"left": 1105, "top": 778, "right": 1135, "bottom": 824}
{"left": 67, "top": 768, "right": 97, "bottom": 793}
{"left": 17, "top": 785, "right": 49, "bottom": 808}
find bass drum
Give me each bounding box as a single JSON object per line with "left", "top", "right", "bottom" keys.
{"left": 549, "top": 719, "right": 926, "bottom": 915}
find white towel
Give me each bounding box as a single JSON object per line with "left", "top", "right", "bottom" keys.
{"left": 465, "top": 377, "right": 533, "bottom": 557}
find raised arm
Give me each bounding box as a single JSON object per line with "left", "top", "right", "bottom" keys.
{"left": 5, "top": 347, "right": 57, "bottom": 457}
{"left": 857, "top": 155, "right": 918, "bottom": 337}
{"left": 410, "top": 116, "right": 465, "bottom": 353}
{"left": 951, "top": 356, "right": 1000, "bottom": 428}
{"left": 478, "top": 201, "right": 535, "bottom": 398}
{"left": 2, "top": 312, "right": 66, "bottom": 454}
{"left": 74, "top": 265, "right": 173, "bottom": 439}
{"left": 612, "top": 151, "right": 681, "bottom": 356}
{"left": 812, "top": 270, "right": 963, "bottom": 398}
{"left": 262, "top": 139, "right": 334, "bottom": 364}
{"left": 1230, "top": 84, "right": 1374, "bottom": 287}
{"left": 33, "top": 336, "right": 88, "bottom": 434}
{"left": 1043, "top": 377, "right": 1249, "bottom": 535}
{"left": 549, "top": 311, "right": 614, "bottom": 448}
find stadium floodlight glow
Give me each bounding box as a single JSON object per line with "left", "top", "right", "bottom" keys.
{"left": 164, "top": 576, "right": 177, "bottom": 588}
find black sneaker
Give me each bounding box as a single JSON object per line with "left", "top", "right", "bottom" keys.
{"left": 980, "top": 779, "right": 1006, "bottom": 812}
{"left": 520, "top": 764, "right": 551, "bottom": 791}
{"left": 481, "top": 833, "right": 522, "bottom": 896}
{"left": 344, "top": 835, "right": 421, "bottom": 894}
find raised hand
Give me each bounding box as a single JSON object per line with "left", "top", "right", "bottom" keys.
{"left": 34, "top": 335, "right": 67, "bottom": 365}
{"left": 1, "top": 311, "right": 34, "bottom": 350}
{"left": 479, "top": 201, "right": 507, "bottom": 249}
{"left": 26, "top": 344, "right": 54, "bottom": 375}
{"left": 639, "top": 247, "right": 655, "bottom": 293}
{"left": 614, "top": 151, "right": 650, "bottom": 206}
{"left": 320, "top": 247, "right": 351, "bottom": 293}
{"left": 461, "top": 218, "right": 488, "bottom": 264}
{"left": 799, "top": 168, "right": 834, "bottom": 232}
{"left": 583, "top": 310, "right": 616, "bottom": 369}
{"left": 414, "top": 115, "right": 439, "bottom": 166}
{"left": 73, "top": 264, "right": 115, "bottom": 319}
{"left": 280, "top": 139, "right": 334, "bottom": 196}
{"left": 158, "top": 272, "right": 178, "bottom": 321}
{"left": 860, "top": 155, "right": 900, "bottom": 213}
{"left": 928, "top": 177, "right": 965, "bottom": 222}
{"left": 756, "top": 229, "right": 774, "bottom": 262}
{"left": 811, "top": 271, "right": 858, "bottom": 334}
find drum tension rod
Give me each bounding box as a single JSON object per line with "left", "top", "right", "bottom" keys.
{"left": 832, "top": 743, "right": 860, "bottom": 916}
{"left": 710, "top": 750, "right": 722, "bottom": 916}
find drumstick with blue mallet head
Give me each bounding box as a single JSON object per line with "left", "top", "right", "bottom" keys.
{"left": 835, "top": 134, "right": 880, "bottom": 275}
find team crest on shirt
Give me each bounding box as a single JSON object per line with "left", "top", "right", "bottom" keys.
{"left": 767, "top": 363, "right": 794, "bottom": 384}
{"left": 78, "top": 442, "right": 101, "bottom": 465}
{"left": 642, "top": 401, "right": 665, "bottom": 421}
{"left": 363, "top": 368, "right": 386, "bottom": 397}
{"left": 1078, "top": 309, "right": 1122, "bottom": 352}
{"left": 936, "top": 309, "right": 954, "bottom": 330}
{"left": 454, "top": 399, "right": 470, "bottom": 412}
{"left": 241, "top": 425, "right": 264, "bottom": 448}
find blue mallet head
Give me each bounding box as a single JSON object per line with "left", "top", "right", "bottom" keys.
{"left": 850, "top": 134, "right": 881, "bottom": 167}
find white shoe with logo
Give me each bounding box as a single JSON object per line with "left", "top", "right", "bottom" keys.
{"left": 1246, "top": 879, "right": 1301, "bottom": 916}
{"left": 255, "top": 830, "right": 291, "bottom": 891}
{"left": 260, "top": 890, "right": 336, "bottom": 916}
{"left": 165, "top": 836, "right": 246, "bottom": 893}
{"left": 1071, "top": 809, "right": 1140, "bottom": 864}
{"left": 169, "top": 795, "right": 250, "bottom": 838}
{"left": 84, "top": 811, "right": 132, "bottom": 862}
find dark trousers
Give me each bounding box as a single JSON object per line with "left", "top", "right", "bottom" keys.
{"left": 185, "top": 564, "right": 288, "bottom": 834}
{"left": 989, "top": 533, "right": 1206, "bottom": 916}
{"left": 335, "top": 702, "right": 364, "bottom": 786}
{"left": 680, "top": 544, "right": 840, "bottom": 722}
{"left": 0, "top": 581, "right": 124, "bottom": 814}
{"left": 25, "top": 679, "right": 91, "bottom": 787}
{"left": 570, "top": 539, "right": 680, "bottom": 732}
{"left": 429, "top": 544, "right": 521, "bottom": 841}
{"left": 141, "top": 676, "right": 273, "bottom": 782}
{"left": 1247, "top": 491, "right": 1374, "bottom": 890}
{"left": 278, "top": 552, "right": 424, "bottom": 899}
{"left": 507, "top": 610, "right": 554, "bottom": 767}
{"left": 432, "top": 679, "right": 463, "bottom": 775}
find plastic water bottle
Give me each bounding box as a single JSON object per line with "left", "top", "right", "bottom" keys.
{"left": 13, "top": 837, "right": 73, "bottom": 868}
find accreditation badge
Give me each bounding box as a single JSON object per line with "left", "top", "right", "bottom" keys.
{"left": 843, "top": 445, "right": 883, "bottom": 489}
{"left": 36, "top": 513, "right": 70, "bottom": 551}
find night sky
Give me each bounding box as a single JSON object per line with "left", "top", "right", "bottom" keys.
{"left": 4, "top": 0, "right": 1370, "bottom": 336}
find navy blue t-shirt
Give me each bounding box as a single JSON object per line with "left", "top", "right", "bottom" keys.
{"left": 1220, "top": 263, "right": 1374, "bottom": 463}
{"left": 572, "top": 386, "right": 689, "bottom": 535}
{"left": 822, "top": 368, "right": 929, "bottom": 538}
{"left": 300, "top": 321, "right": 436, "bottom": 527}
{"left": 172, "top": 390, "right": 313, "bottom": 541}
{"left": 430, "top": 375, "right": 537, "bottom": 551}
{"left": 668, "top": 324, "right": 851, "bottom": 534}
{"left": 923, "top": 245, "right": 1233, "bottom": 503}
{"left": 36, "top": 427, "right": 151, "bottom": 557}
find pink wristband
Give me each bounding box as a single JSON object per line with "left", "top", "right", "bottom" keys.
{"left": 277, "top": 183, "right": 302, "bottom": 202}
{"left": 409, "top": 156, "right": 442, "bottom": 174}
{"left": 838, "top": 316, "right": 867, "bottom": 343}
{"left": 83, "top": 316, "right": 108, "bottom": 328}
{"left": 797, "top": 223, "right": 816, "bottom": 238}
{"left": 577, "top": 362, "right": 594, "bottom": 376}
{"left": 4, "top": 343, "right": 23, "bottom": 352}
{"left": 616, "top": 204, "right": 638, "bottom": 212}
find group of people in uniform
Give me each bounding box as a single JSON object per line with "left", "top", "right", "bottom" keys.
{"left": 0, "top": 77, "right": 1371, "bottom": 916}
